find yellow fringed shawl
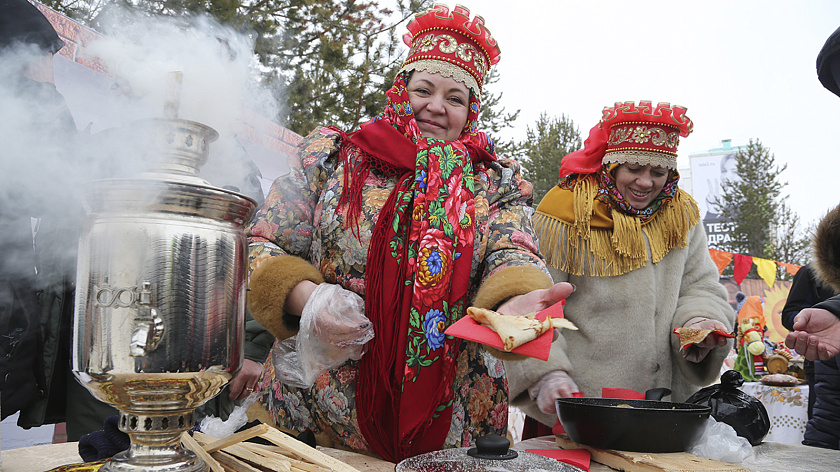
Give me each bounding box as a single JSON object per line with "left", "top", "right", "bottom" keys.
{"left": 534, "top": 174, "right": 700, "bottom": 277}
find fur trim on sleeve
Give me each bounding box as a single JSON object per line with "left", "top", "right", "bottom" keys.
{"left": 472, "top": 265, "right": 553, "bottom": 360}
{"left": 248, "top": 255, "right": 325, "bottom": 340}
{"left": 813, "top": 204, "right": 840, "bottom": 292}
{"left": 472, "top": 265, "right": 553, "bottom": 310}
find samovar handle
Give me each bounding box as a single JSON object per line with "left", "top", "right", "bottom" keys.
{"left": 129, "top": 282, "right": 165, "bottom": 357}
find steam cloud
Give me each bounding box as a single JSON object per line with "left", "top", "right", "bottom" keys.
{"left": 0, "top": 6, "right": 281, "bottom": 286}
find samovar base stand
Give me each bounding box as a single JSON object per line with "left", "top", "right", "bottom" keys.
{"left": 99, "top": 410, "right": 207, "bottom": 472}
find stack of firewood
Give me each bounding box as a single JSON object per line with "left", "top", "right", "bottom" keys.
{"left": 181, "top": 423, "right": 362, "bottom": 472}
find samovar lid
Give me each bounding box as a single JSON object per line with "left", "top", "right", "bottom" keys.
{"left": 83, "top": 117, "right": 256, "bottom": 224}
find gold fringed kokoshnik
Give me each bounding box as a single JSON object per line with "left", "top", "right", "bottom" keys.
{"left": 534, "top": 183, "right": 700, "bottom": 277}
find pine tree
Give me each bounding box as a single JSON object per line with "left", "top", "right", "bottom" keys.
{"left": 476, "top": 67, "right": 520, "bottom": 159}
{"left": 41, "top": 0, "right": 521, "bottom": 140}
{"left": 713, "top": 139, "right": 809, "bottom": 279}
{"left": 41, "top": 0, "right": 433, "bottom": 135}
{"left": 517, "top": 113, "right": 581, "bottom": 204}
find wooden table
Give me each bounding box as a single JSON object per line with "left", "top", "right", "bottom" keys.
{"left": 515, "top": 435, "right": 840, "bottom": 472}
{"left": 2, "top": 441, "right": 395, "bottom": 472}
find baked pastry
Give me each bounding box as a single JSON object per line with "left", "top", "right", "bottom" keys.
{"left": 466, "top": 306, "right": 577, "bottom": 351}
{"left": 673, "top": 327, "right": 734, "bottom": 349}
{"left": 760, "top": 373, "right": 800, "bottom": 386}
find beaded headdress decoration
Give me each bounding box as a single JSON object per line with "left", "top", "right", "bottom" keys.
{"left": 600, "top": 101, "right": 693, "bottom": 170}
{"left": 398, "top": 3, "right": 501, "bottom": 97}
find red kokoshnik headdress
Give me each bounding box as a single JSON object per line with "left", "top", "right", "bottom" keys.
{"left": 398, "top": 3, "right": 501, "bottom": 97}
{"left": 535, "top": 101, "right": 700, "bottom": 277}
{"left": 559, "top": 101, "right": 693, "bottom": 178}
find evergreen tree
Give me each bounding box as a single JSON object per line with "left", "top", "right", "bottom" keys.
{"left": 275, "top": 0, "right": 432, "bottom": 134}
{"left": 713, "top": 139, "right": 809, "bottom": 279}
{"left": 518, "top": 113, "right": 581, "bottom": 204}
{"left": 476, "top": 67, "right": 520, "bottom": 159}
{"left": 41, "top": 0, "right": 520, "bottom": 139}
{"left": 41, "top": 0, "right": 433, "bottom": 135}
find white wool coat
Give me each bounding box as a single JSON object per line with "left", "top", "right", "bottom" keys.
{"left": 504, "top": 222, "right": 735, "bottom": 426}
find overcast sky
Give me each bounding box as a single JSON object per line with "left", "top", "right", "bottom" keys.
{"left": 469, "top": 0, "right": 840, "bottom": 229}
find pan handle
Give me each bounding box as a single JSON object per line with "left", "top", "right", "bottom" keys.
{"left": 644, "top": 388, "right": 672, "bottom": 401}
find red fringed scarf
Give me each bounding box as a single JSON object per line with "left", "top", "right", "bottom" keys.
{"left": 334, "top": 72, "right": 495, "bottom": 462}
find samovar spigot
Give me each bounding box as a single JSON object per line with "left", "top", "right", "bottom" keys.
{"left": 129, "top": 282, "right": 165, "bottom": 357}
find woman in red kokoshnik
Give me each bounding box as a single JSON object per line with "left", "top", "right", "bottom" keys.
{"left": 505, "top": 101, "right": 736, "bottom": 429}
{"left": 245, "top": 3, "right": 571, "bottom": 462}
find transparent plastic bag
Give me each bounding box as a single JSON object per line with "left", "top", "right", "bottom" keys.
{"left": 272, "top": 283, "right": 374, "bottom": 388}
{"left": 199, "top": 392, "right": 260, "bottom": 438}
{"left": 271, "top": 336, "right": 308, "bottom": 387}
{"left": 689, "top": 416, "right": 753, "bottom": 463}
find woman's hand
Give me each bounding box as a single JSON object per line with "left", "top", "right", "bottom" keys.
{"left": 681, "top": 317, "right": 729, "bottom": 363}
{"left": 285, "top": 281, "right": 373, "bottom": 345}
{"left": 285, "top": 280, "right": 319, "bottom": 318}
{"left": 497, "top": 282, "right": 574, "bottom": 317}
{"left": 497, "top": 282, "right": 575, "bottom": 340}
{"left": 300, "top": 283, "right": 373, "bottom": 348}
{"left": 528, "top": 370, "right": 580, "bottom": 414}
{"left": 227, "top": 359, "right": 264, "bottom": 401}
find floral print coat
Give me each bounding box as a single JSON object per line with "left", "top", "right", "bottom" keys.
{"left": 247, "top": 127, "right": 550, "bottom": 453}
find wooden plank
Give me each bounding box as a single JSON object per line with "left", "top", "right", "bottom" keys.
{"left": 260, "top": 428, "right": 363, "bottom": 472}
{"left": 211, "top": 450, "right": 264, "bottom": 472}
{"left": 555, "top": 434, "right": 749, "bottom": 472}
{"left": 201, "top": 423, "right": 271, "bottom": 453}
{"left": 219, "top": 442, "right": 292, "bottom": 472}
{"left": 238, "top": 442, "right": 324, "bottom": 470}
{"left": 181, "top": 432, "right": 224, "bottom": 472}
{"left": 286, "top": 458, "right": 332, "bottom": 472}
{"left": 319, "top": 448, "right": 396, "bottom": 472}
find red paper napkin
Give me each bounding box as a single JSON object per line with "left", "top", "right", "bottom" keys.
{"left": 553, "top": 391, "right": 584, "bottom": 435}
{"left": 526, "top": 448, "right": 591, "bottom": 471}
{"left": 444, "top": 300, "right": 567, "bottom": 361}
{"left": 601, "top": 387, "right": 646, "bottom": 400}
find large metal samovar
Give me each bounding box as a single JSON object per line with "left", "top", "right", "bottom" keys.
{"left": 73, "top": 117, "right": 256, "bottom": 472}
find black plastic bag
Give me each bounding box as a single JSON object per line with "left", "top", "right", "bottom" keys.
{"left": 686, "top": 370, "right": 770, "bottom": 446}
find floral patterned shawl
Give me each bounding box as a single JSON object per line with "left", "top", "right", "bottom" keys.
{"left": 334, "top": 71, "right": 496, "bottom": 462}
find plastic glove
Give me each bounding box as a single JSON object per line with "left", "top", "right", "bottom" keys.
{"left": 681, "top": 317, "right": 730, "bottom": 363}
{"left": 273, "top": 283, "right": 374, "bottom": 387}
{"left": 301, "top": 283, "right": 373, "bottom": 347}
{"left": 528, "top": 370, "right": 580, "bottom": 414}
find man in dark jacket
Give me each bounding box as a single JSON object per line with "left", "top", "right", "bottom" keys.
{"left": 0, "top": 0, "right": 79, "bottom": 424}
{"left": 782, "top": 264, "right": 836, "bottom": 417}
{"left": 2, "top": 1, "right": 275, "bottom": 447}
{"left": 1, "top": 0, "right": 120, "bottom": 440}
{"left": 785, "top": 26, "right": 840, "bottom": 364}
{"left": 780, "top": 30, "right": 840, "bottom": 449}
{"left": 787, "top": 202, "right": 840, "bottom": 450}
{"left": 781, "top": 264, "right": 838, "bottom": 448}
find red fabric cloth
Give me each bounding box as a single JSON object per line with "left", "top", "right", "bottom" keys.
{"left": 526, "top": 449, "right": 591, "bottom": 471}
{"left": 558, "top": 123, "right": 608, "bottom": 178}
{"left": 601, "top": 387, "right": 646, "bottom": 400}
{"left": 733, "top": 253, "right": 754, "bottom": 285}
{"left": 522, "top": 416, "right": 554, "bottom": 440}
{"left": 348, "top": 71, "right": 496, "bottom": 462}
